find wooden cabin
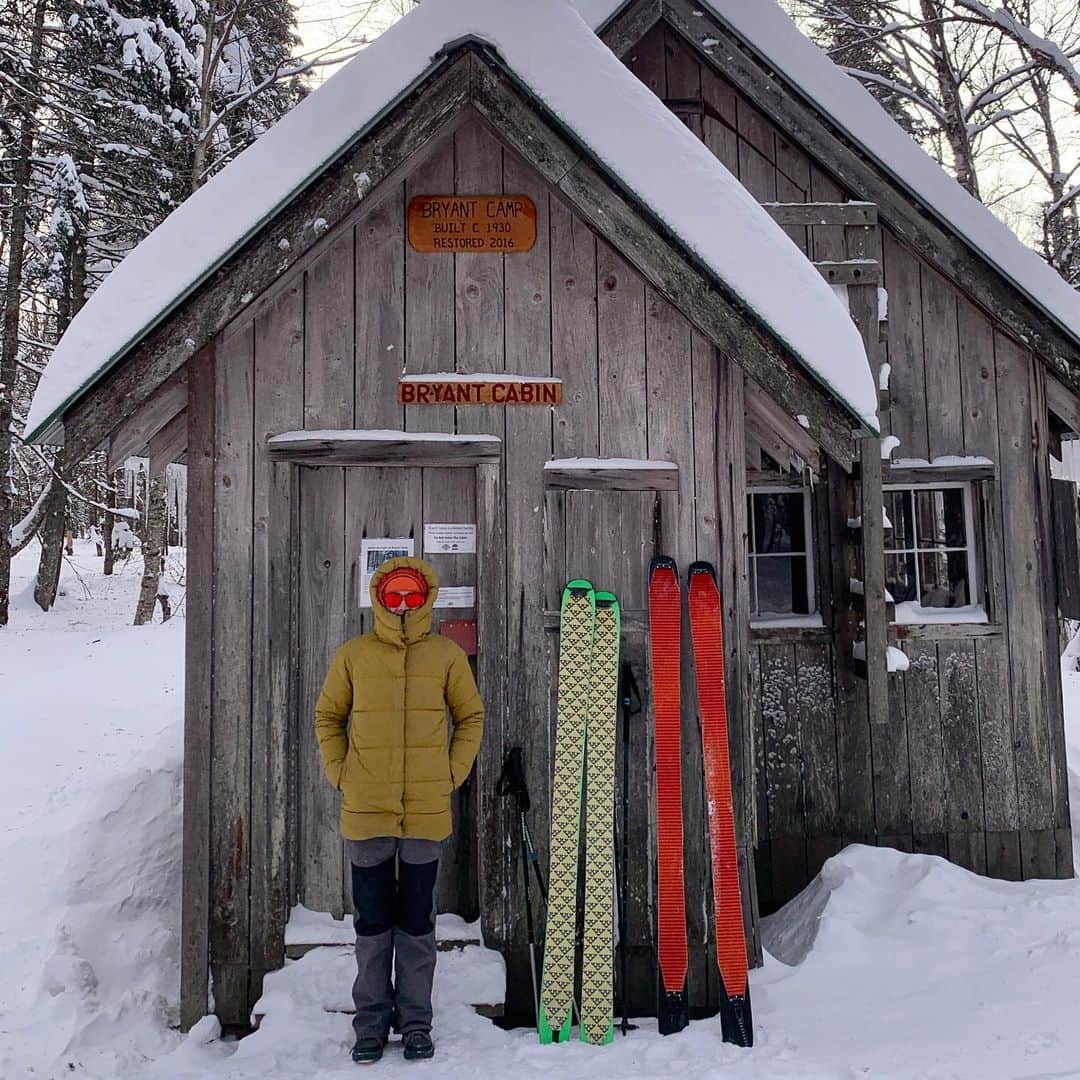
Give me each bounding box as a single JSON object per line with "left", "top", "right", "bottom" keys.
{"left": 25, "top": 0, "right": 1079, "bottom": 1036}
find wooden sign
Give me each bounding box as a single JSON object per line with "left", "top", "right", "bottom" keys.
{"left": 407, "top": 195, "right": 537, "bottom": 253}
{"left": 398, "top": 377, "right": 562, "bottom": 406}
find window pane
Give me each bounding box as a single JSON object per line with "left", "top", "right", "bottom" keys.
{"left": 885, "top": 552, "right": 917, "bottom": 603}
{"left": 918, "top": 551, "right": 970, "bottom": 607}
{"left": 749, "top": 560, "right": 758, "bottom": 615}
{"left": 914, "top": 488, "right": 966, "bottom": 548}
{"left": 884, "top": 490, "right": 913, "bottom": 550}
{"left": 753, "top": 492, "right": 806, "bottom": 554}
{"left": 756, "top": 555, "right": 809, "bottom": 615}
{"left": 746, "top": 495, "right": 755, "bottom": 554}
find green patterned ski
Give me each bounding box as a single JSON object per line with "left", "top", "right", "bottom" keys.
{"left": 538, "top": 580, "right": 595, "bottom": 1044}
{"left": 580, "top": 593, "right": 620, "bottom": 1046}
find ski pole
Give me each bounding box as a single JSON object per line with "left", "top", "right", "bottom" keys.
{"left": 497, "top": 747, "right": 543, "bottom": 1023}
{"left": 618, "top": 660, "right": 642, "bottom": 1036}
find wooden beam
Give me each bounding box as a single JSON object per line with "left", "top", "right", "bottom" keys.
{"left": 647, "top": 0, "right": 1080, "bottom": 397}
{"left": 814, "top": 259, "right": 879, "bottom": 286}
{"left": 884, "top": 462, "right": 996, "bottom": 485}
{"left": 107, "top": 366, "right": 188, "bottom": 471}
{"left": 744, "top": 379, "right": 820, "bottom": 470}
{"left": 148, "top": 408, "right": 187, "bottom": 477}
{"left": 763, "top": 201, "right": 877, "bottom": 227}
{"left": 63, "top": 54, "right": 474, "bottom": 464}
{"left": 542, "top": 462, "right": 679, "bottom": 490}
{"left": 266, "top": 430, "right": 502, "bottom": 466}
{"left": 1046, "top": 374, "right": 1080, "bottom": 435}
{"left": 468, "top": 55, "right": 868, "bottom": 468}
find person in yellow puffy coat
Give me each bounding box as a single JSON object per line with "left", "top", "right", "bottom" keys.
{"left": 314, "top": 556, "right": 484, "bottom": 1064}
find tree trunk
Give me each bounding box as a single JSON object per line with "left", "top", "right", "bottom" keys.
{"left": 0, "top": 0, "right": 47, "bottom": 627}
{"left": 134, "top": 472, "right": 167, "bottom": 625}
{"left": 103, "top": 466, "right": 120, "bottom": 575}
{"left": 920, "top": 0, "right": 981, "bottom": 199}
{"left": 33, "top": 450, "right": 68, "bottom": 612}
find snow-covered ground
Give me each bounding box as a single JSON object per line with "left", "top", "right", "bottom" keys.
{"left": 3, "top": 539, "right": 1080, "bottom": 1078}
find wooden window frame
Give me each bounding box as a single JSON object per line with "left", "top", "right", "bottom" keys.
{"left": 883, "top": 481, "right": 983, "bottom": 621}
{"left": 747, "top": 482, "right": 817, "bottom": 623}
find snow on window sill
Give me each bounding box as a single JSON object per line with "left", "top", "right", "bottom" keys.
{"left": 750, "top": 613, "right": 824, "bottom": 629}
{"left": 891, "top": 602, "right": 988, "bottom": 625}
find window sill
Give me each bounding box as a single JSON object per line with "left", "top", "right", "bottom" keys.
{"left": 892, "top": 602, "right": 987, "bottom": 625}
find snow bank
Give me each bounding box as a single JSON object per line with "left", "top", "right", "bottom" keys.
{"left": 761, "top": 843, "right": 1080, "bottom": 1077}
{"left": 0, "top": 543, "right": 186, "bottom": 1078}
{"left": 582, "top": 0, "right": 1080, "bottom": 359}
{"left": 27, "top": 0, "right": 876, "bottom": 444}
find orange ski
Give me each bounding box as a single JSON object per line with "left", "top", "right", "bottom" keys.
{"left": 687, "top": 560, "right": 753, "bottom": 1047}
{"left": 648, "top": 555, "right": 688, "bottom": 1035}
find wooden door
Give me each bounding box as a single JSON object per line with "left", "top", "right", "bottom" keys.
{"left": 294, "top": 463, "right": 482, "bottom": 921}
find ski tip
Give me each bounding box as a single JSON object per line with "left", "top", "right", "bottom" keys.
{"left": 649, "top": 554, "right": 679, "bottom": 581}
{"left": 657, "top": 989, "right": 689, "bottom": 1036}
{"left": 564, "top": 578, "right": 594, "bottom": 595}
{"left": 594, "top": 590, "right": 619, "bottom": 609}
{"left": 687, "top": 560, "right": 718, "bottom": 582}
{"left": 718, "top": 990, "right": 754, "bottom": 1048}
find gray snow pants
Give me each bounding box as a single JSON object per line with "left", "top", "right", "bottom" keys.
{"left": 346, "top": 836, "right": 442, "bottom": 1042}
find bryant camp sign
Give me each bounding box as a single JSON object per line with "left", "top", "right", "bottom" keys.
{"left": 407, "top": 195, "right": 537, "bottom": 253}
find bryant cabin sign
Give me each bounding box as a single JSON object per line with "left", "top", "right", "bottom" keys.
{"left": 407, "top": 194, "right": 537, "bottom": 252}
{"left": 397, "top": 376, "right": 563, "bottom": 406}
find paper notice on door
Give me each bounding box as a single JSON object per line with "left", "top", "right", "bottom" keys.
{"left": 423, "top": 523, "right": 477, "bottom": 554}
{"left": 434, "top": 586, "right": 475, "bottom": 609}
{"left": 359, "top": 537, "right": 414, "bottom": 607}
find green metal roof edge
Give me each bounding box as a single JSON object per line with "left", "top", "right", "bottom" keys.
{"left": 24, "top": 54, "right": 451, "bottom": 446}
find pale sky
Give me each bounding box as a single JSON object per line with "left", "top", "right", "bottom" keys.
{"left": 294, "top": 0, "right": 414, "bottom": 82}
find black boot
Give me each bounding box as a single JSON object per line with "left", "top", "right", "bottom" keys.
{"left": 351, "top": 1036, "right": 384, "bottom": 1064}
{"left": 402, "top": 1030, "right": 435, "bottom": 1061}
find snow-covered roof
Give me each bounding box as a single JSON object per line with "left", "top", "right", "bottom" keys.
{"left": 582, "top": 0, "right": 1080, "bottom": 363}
{"left": 25, "top": 0, "right": 877, "bottom": 444}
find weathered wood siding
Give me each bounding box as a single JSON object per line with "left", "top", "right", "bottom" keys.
{"left": 644, "top": 17, "right": 1072, "bottom": 908}
{"left": 203, "top": 111, "right": 753, "bottom": 1023}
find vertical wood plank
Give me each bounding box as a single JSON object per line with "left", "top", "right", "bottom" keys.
{"left": 881, "top": 232, "right": 929, "bottom": 459}
{"left": 760, "top": 645, "right": 807, "bottom": 906}
{"left": 303, "top": 232, "right": 355, "bottom": 428}
{"left": 1031, "top": 365, "right": 1073, "bottom": 872}
{"left": 210, "top": 322, "right": 255, "bottom": 1026}
{"left": 250, "top": 280, "right": 304, "bottom": 997}
{"left": 875, "top": 641, "right": 912, "bottom": 840}
{"left": 181, "top": 344, "right": 215, "bottom": 1031}
{"left": 355, "top": 184, "right": 405, "bottom": 429}
{"left": 701, "top": 67, "right": 739, "bottom": 174}
{"left": 995, "top": 332, "right": 1055, "bottom": 873}
{"left": 906, "top": 642, "right": 945, "bottom": 847}
{"left": 828, "top": 460, "right": 873, "bottom": 846}
{"left": 297, "top": 466, "right": 346, "bottom": 917}
{"left": 551, "top": 199, "right": 598, "bottom": 457}
{"left": 454, "top": 118, "right": 506, "bottom": 444}
{"left": 597, "top": 239, "right": 647, "bottom": 457}
{"left": 797, "top": 642, "right": 842, "bottom": 850}
{"left": 404, "top": 135, "right": 455, "bottom": 434}
{"left": 475, "top": 460, "right": 508, "bottom": 955}
{"left": 920, "top": 266, "right": 963, "bottom": 459}
{"left": 939, "top": 641, "right": 984, "bottom": 840}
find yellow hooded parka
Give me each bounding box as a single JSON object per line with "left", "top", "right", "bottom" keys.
{"left": 313, "top": 556, "right": 484, "bottom": 841}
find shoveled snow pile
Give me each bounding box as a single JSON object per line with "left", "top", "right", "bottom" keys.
{"left": 3, "top": 545, "right": 1080, "bottom": 1078}
{"left": 27, "top": 0, "right": 875, "bottom": 444}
